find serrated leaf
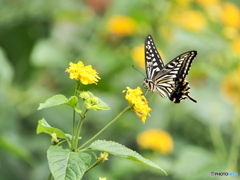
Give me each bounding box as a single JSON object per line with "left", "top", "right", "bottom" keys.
{"left": 38, "top": 94, "right": 80, "bottom": 110}
{"left": 36, "top": 118, "right": 67, "bottom": 139}
{"left": 47, "top": 146, "right": 91, "bottom": 180}
{"left": 88, "top": 140, "right": 167, "bottom": 175}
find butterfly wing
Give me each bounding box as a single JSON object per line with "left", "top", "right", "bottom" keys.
{"left": 145, "top": 35, "right": 164, "bottom": 79}
{"left": 153, "top": 51, "right": 197, "bottom": 103}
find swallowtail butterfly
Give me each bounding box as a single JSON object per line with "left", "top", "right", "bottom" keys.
{"left": 144, "top": 35, "right": 197, "bottom": 103}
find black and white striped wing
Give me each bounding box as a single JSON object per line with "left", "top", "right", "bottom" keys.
{"left": 153, "top": 51, "right": 197, "bottom": 103}
{"left": 153, "top": 51, "right": 196, "bottom": 82}
{"left": 145, "top": 35, "right": 164, "bottom": 79}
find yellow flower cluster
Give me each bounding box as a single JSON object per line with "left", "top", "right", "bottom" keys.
{"left": 131, "top": 44, "right": 164, "bottom": 69}
{"left": 231, "top": 37, "right": 240, "bottom": 57}
{"left": 196, "top": 0, "right": 219, "bottom": 8}
{"left": 137, "top": 129, "right": 173, "bottom": 155}
{"left": 222, "top": 65, "right": 240, "bottom": 109}
{"left": 123, "top": 87, "right": 151, "bottom": 123}
{"left": 172, "top": 10, "right": 206, "bottom": 32}
{"left": 220, "top": 2, "right": 240, "bottom": 29}
{"left": 97, "top": 152, "right": 109, "bottom": 163}
{"left": 107, "top": 15, "right": 137, "bottom": 37}
{"left": 65, "top": 61, "right": 100, "bottom": 85}
{"left": 131, "top": 44, "right": 145, "bottom": 69}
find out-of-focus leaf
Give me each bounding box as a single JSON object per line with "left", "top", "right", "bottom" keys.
{"left": 0, "top": 136, "right": 33, "bottom": 165}
{"left": 0, "top": 47, "right": 13, "bottom": 85}
{"left": 30, "top": 39, "right": 66, "bottom": 67}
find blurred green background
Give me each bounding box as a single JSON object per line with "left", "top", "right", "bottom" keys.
{"left": 1, "top": 0, "right": 240, "bottom": 179}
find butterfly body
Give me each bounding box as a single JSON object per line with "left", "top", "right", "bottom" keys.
{"left": 144, "top": 35, "right": 197, "bottom": 103}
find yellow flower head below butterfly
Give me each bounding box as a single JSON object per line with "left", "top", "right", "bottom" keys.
{"left": 123, "top": 87, "right": 151, "bottom": 123}
{"left": 65, "top": 61, "right": 100, "bottom": 85}
{"left": 137, "top": 129, "right": 173, "bottom": 155}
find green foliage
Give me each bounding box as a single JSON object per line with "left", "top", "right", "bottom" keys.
{"left": 82, "top": 91, "right": 110, "bottom": 111}
{"left": 88, "top": 140, "right": 167, "bottom": 175}
{"left": 36, "top": 86, "right": 165, "bottom": 179}
{"left": 38, "top": 94, "right": 79, "bottom": 110}
{"left": 47, "top": 146, "right": 91, "bottom": 180}
{"left": 1, "top": 0, "right": 240, "bottom": 179}
{"left": 37, "top": 118, "right": 67, "bottom": 139}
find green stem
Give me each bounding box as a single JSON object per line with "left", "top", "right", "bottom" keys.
{"left": 85, "top": 160, "right": 101, "bottom": 173}
{"left": 71, "top": 110, "right": 76, "bottom": 149}
{"left": 227, "top": 110, "right": 240, "bottom": 171}
{"left": 77, "top": 106, "right": 131, "bottom": 150}
{"left": 72, "top": 111, "right": 87, "bottom": 150}
{"left": 71, "top": 82, "right": 81, "bottom": 149}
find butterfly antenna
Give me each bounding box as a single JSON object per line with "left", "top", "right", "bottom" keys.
{"left": 149, "top": 92, "right": 155, "bottom": 101}
{"left": 144, "top": 89, "right": 149, "bottom": 97}
{"left": 132, "top": 65, "right": 145, "bottom": 77}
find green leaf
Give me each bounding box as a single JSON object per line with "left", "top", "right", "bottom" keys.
{"left": 65, "top": 96, "right": 78, "bottom": 107}
{"left": 47, "top": 146, "right": 91, "bottom": 180}
{"left": 88, "top": 104, "right": 110, "bottom": 111}
{"left": 0, "top": 136, "right": 33, "bottom": 165}
{"left": 84, "top": 91, "right": 110, "bottom": 111}
{"left": 38, "top": 94, "right": 79, "bottom": 110}
{"left": 88, "top": 140, "right": 167, "bottom": 175}
{"left": 91, "top": 98, "right": 110, "bottom": 110}
{"left": 36, "top": 118, "right": 67, "bottom": 139}
{"left": 38, "top": 94, "right": 68, "bottom": 110}
{"left": 66, "top": 96, "right": 82, "bottom": 114}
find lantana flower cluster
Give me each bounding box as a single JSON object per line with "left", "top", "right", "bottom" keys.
{"left": 65, "top": 61, "right": 100, "bottom": 85}
{"left": 123, "top": 87, "right": 152, "bottom": 123}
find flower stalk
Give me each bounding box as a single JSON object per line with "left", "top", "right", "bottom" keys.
{"left": 71, "top": 82, "right": 81, "bottom": 150}
{"left": 85, "top": 152, "right": 109, "bottom": 173}
{"left": 72, "top": 110, "right": 88, "bottom": 150}
{"left": 78, "top": 106, "right": 131, "bottom": 150}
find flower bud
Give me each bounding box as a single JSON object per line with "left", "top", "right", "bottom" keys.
{"left": 80, "top": 91, "right": 90, "bottom": 100}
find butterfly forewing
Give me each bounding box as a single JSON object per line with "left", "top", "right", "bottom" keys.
{"left": 154, "top": 51, "right": 197, "bottom": 80}
{"left": 145, "top": 35, "right": 164, "bottom": 79}
{"left": 174, "top": 51, "right": 197, "bottom": 79}
{"left": 144, "top": 35, "right": 197, "bottom": 103}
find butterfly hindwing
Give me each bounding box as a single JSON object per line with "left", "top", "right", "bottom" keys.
{"left": 144, "top": 35, "right": 197, "bottom": 103}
